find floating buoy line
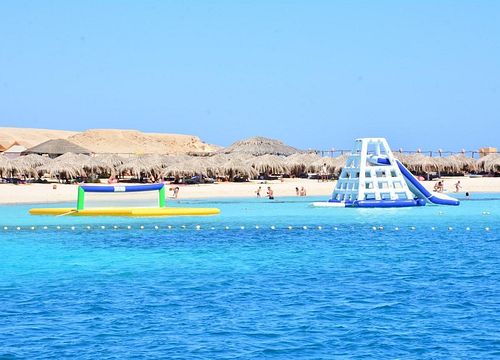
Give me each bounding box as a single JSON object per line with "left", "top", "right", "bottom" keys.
{"left": 0, "top": 224, "right": 493, "bottom": 232}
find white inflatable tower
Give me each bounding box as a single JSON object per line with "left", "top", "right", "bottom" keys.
{"left": 330, "top": 138, "right": 415, "bottom": 206}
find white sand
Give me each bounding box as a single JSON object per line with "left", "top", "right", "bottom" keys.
{"left": 0, "top": 176, "right": 498, "bottom": 205}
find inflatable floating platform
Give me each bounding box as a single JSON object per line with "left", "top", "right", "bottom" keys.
{"left": 29, "top": 184, "right": 221, "bottom": 217}
{"left": 29, "top": 207, "right": 221, "bottom": 217}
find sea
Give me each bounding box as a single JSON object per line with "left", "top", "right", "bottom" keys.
{"left": 0, "top": 194, "right": 499, "bottom": 359}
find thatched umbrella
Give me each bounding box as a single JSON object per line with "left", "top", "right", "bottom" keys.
{"left": 477, "top": 153, "right": 500, "bottom": 173}
{"left": 403, "top": 153, "right": 440, "bottom": 173}
{"left": 36, "top": 160, "right": 84, "bottom": 179}
{"left": 23, "top": 139, "right": 91, "bottom": 158}
{"left": 220, "top": 136, "right": 301, "bottom": 156}
{"left": 11, "top": 154, "right": 51, "bottom": 177}
{"left": 285, "top": 152, "right": 321, "bottom": 174}
{"left": 117, "top": 156, "right": 162, "bottom": 178}
{"left": 446, "top": 154, "right": 476, "bottom": 173}
{"left": 221, "top": 159, "right": 258, "bottom": 179}
{"left": 94, "top": 154, "right": 125, "bottom": 168}
{"left": 245, "top": 154, "right": 289, "bottom": 174}
{"left": 0, "top": 155, "right": 12, "bottom": 177}
{"left": 312, "top": 155, "right": 348, "bottom": 175}
{"left": 163, "top": 157, "right": 208, "bottom": 177}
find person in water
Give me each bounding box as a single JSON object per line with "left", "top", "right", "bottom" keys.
{"left": 267, "top": 187, "right": 274, "bottom": 200}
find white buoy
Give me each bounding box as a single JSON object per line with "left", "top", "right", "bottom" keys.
{"left": 372, "top": 226, "right": 377, "bottom": 231}
{"left": 196, "top": 225, "right": 201, "bottom": 230}
{"left": 394, "top": 227, "right": 399, "bottom": 231}
{"left": 211, "top": 227, "right": 215, "bottom": 230}
{"left": 466, "top": 227, "right": 470, "bottom": 231}
{"left": 410, "top": 226, "right": 416, "bottom": 230}
{"left": 255, "top": 225, "right": 260, "bottom": 229}
{"left": 318, "top": 226, "right": 322, "bottom": 230}
{"left": 127, "top": 225, "right": 131, "bottom": 229}
{"left": 240, "top": 226, "right": 245, "bottom": 230}
{"left": 448, "top": 227, "right": 453, "bottom": 231}
{"left": 288, "top": 226, "right": 293, "bottom": 230}
{"left": 485, "top": 227, "right": 490, "bottom": 231}
{"left": 86, "top": 226, "right": 91, "bottom": 230}
{"left": 154, "top": 225, "right": 159, "bottom": 230}
{"left": 303, "top": 226, "right": 308, "bottom": 230}
{"left": 56, "top": 226, "right": 61, "bottom": 230}
{"left": 271, "top": 226, "right": 275, "bottom": 230}
{"left": 378, "top": 226, "right": 384, "bottom": 230}
{"left": 333, "top": 227, "right": 338, "bottom": 231}
{"left": 31, "top": 226, "right": 35, "bottom": 230}
{"left": 167, "top": 225, "right": 172, "bottom": 229}
{"left": 16, "top": 226, "right": 21, "bottom": 230}
{"left": 225, "top": 226, "right": 229, "bottom": 230}
{"left": 43, "top": 226, "right": 48, "bottom": 230}
{"left": 3, "top": 226, "right": 7, "bottom": 230}
{"left": 181, "top": 225, "right": 186, "bottom": 229}
{"left": 140, "top": 225, "right": 144, "bottom": 229}
{"left": 100, "top": 226, "right": 105, "bottom": 229}
{"left": 431, "top": 227, "right": 435, "bottom": 230}
{"left": 71, "top": 226, "right": 75, "bottom": 230}
{"left": 113, "top": 225, "right": 118, "bottom": 229}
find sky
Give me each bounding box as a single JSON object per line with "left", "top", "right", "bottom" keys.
{"left": 1, "top": 1, "right": 499, "bottom": 152}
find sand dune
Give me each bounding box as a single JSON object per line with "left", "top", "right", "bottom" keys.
{"left": 0, "top": 127, "right": 219, "bottom": 154}
{"left": 0, "top": 127, "right": 76, "bottom": 150}
{"left": 69, "top": 129, "right": 219, "bottom": 154}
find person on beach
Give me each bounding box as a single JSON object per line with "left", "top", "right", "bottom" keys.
{"left": 267, "top": 187, "right": 274, "bottom": 200}
{"left": 295, "top": 187, "right": 300, "bottom": 196}
{"left": 256, "top": 186, "right": 262, "bottom": 197}
{"left": 169, "top": 186, "right": 180, "bottom": 199}
{"left": 455, "top": 181, "right": 462, "bottom": 192}
{"left": 299, "top": 187, "right": 306, "bottom": 196}
{"left": 321, "top": 163, "right": 328, "bottom": 182}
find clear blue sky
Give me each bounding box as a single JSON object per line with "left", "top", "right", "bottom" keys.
{"left": 1, "top": 1, "right": 499, "bottom": 151}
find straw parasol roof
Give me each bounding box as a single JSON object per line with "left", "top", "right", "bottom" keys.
{"left": 23, "top": 139, "right": 91, "bottom": 157}
{"left": 312, "top": 154, "right": 349, "bottom": 175}
{"left": 285, "top": 152, "right": 321, "bottom": 173}
{"left": 448, "top": 154, "right": 477, "bottom": 173}
{"left": 36, "top": 155, "right": 86, "bottom": 179}
{"left": 0, "top": 155, "right": 12, "bottom": 177}
{"left": 220, "top": 158, "right": 259, "bottom": 178}
{"left": 220, "top": 136, "right": 301, "bottom": 156}
{"left": 117, "top": 155, "right": 162, "bottom": 178}
{"left": 11, "top": 154, "right": 51, "bottom": 176}
{"left": 477, "top": 153, "right": 500, "bottom": 173}
{"left": 162, "top": 157, "right": 209, "bottom": 177}
{"left": 245, "top": 154, "right": 289, "bottom": 174}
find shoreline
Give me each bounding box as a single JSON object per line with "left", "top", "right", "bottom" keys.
{"left": 0, "top": 176, "right": 499, "bottom": 205}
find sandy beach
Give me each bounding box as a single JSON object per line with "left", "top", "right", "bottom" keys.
{"left": 0, "top": 176, "right": 499, "bottom": 205}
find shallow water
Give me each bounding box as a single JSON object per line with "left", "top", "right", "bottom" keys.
{"left": 1, "top": 194, "right": 499, "bottom": 359}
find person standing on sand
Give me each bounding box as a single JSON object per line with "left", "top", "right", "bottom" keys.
{"left": 295, "top": 187, "right": 299, "bottom": 196}
{"left": 267, "top": 187, "right": 274, "bottom": 200}
{"left": 321, "top": 163, "right": 328, "bottom": 182}
{"left": 455, "top": 181, "right": 462, "bottom": 193}
{"left": 300, "top": 187, "right": 306, "bottom": 196}
{"left": 256, "top": 186, "right": 261, "bottom": 197}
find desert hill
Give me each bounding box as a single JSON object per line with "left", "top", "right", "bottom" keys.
{"left": 0, "top": 127, "right": 219, "bottom": 154}
{"left": 0, "top": 128, "right": 76, "bottom": 150}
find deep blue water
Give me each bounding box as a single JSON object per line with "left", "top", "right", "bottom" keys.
{"left": 1, "top": 194, "right": 499, "bottom": 359}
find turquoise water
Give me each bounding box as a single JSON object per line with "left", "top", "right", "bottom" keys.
{"left": 1, "top": 194, "right": 499, "bottom": 359}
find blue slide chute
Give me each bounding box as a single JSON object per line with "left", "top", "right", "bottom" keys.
{"left": 395, "top": 160, "right": 459, "bottom": 206}
{"left": 80, "top": 184, "right": 164, "bottom": 193}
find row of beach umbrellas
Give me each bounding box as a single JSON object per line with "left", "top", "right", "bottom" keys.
{"left": 0, "top": 152, "right": 499, "bottom": 179}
